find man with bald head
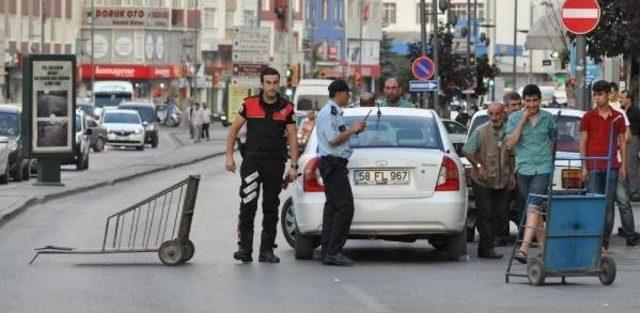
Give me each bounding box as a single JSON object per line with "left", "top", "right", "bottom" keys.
{"left": 379, "top": 78, "right": 415, "bottom": 108}
{"left": 462, "top": 102, "right": 516, "bottom": 259}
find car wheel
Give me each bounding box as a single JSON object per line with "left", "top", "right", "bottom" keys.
{"left": 445, "top": 232, "right": 467, "bottom": 261}
{"left": 294, "top": 233, "right": 318, "bottom": 260}
{"left": 0, "top": 164, "right": 8, "bottom": 184}
{"left": 93, "top": 138, "right": 105, "bottom": 152}
{"left": 151, "top": 136, "right": 158, "bottom": 148}
{"left": 429, "top": 237, "right": 447, "bottom": 251}
{"left": 76, "top": 155, "right": 83, "bottom": 171}
{"left": 280, "top": 198, "right": 298, "bottom": 248}
{"left": 11, "top": 163, "right": 23, "bottom": 182}
{"left": 21, "top": 161, "right": 30, "bottom": 181}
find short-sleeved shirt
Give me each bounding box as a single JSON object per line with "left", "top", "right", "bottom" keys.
{"left": 316, "top": 100, "right": 353, "bottom": 158}
{"left": 378, "top": 97, "right": 415, "bottom": 108}
{"left": 580, "top": 107, "right": 627, "bottom": 170}
{"left": 506, "top": 109, "right": 556, "bottom": 175}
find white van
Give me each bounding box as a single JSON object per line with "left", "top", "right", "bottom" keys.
{"left": 292, "top": 79, "right": 333, "bottom": 120}
{"left": 93, "top": 81, "right": 134, "bottom": 118}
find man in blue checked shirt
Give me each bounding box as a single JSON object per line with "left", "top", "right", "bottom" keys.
{"left": 315, "top": 79, "right": 366, "bottom": 266}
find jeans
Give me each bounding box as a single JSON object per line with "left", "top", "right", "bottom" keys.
{"left": 517, "top": 173, "right": 551, "bottom": 214}
{"left": 586, "top": 169, "right": 618, "bottom": 248}
{"left": 615, "top": 177, "right": 636, "bottom": 239}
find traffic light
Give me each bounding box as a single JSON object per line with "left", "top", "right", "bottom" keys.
{"left": 286, "top": 66, "right": 293, "bottom": 88}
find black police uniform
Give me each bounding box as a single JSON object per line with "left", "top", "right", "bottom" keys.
{"left": 235, "top": 92, "right": 294, "bottom": 261}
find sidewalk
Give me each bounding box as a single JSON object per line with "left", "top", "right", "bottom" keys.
{"left": 0, "top": 124, "right": 230, "bottom": 226}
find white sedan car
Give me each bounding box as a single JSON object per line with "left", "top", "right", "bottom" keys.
{"left": 102, "top": 109, "right": 146, "bottom": 151}
{"left": 281, "top": 107, "right": 468, "bottom": 261}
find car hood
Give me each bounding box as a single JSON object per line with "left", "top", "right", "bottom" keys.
{"left": 103, "top": 123, "right": 143, "bottom": 131}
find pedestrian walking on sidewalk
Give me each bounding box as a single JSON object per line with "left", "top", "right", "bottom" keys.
{"left": 225, "top": 67, "right": 298, "bottom": 263}
{"left": 622, "top": 90, "right": 640, "bottom": 198}
{"left": 186, "top": 101, "right": 194, "bottom": 139}
{"left": 506, "top": 84, "right": 557, "bottom": 264}
{"left": 316, "top": 80, "right": 366, "bottom": 266}
{"left": 462, "top": 103, "right": 515, "bottom": 259}
{"left": 202, "top": 104, "right": 212, "bottom": 141}
{"left": 580, "top": 80, "right": 628, "bottom": 253}
{"left": 192, "top": 103, "right": 204, "bottom": 143}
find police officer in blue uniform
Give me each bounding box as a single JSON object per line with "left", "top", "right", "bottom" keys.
{"left": 316, "top": 80, "right": 366, "bottom": 266}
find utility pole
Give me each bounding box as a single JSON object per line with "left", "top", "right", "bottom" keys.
{"left": 91, "top": 0, "right": 95, "bottom": 105}
{"left": 419, "top": 0, "right": 428, "bottom": 108}
{"left": 466, "top": 0, "right": 471, "bottom": 108}
{"left": 576, "top": 35, "right": 587, "bottom": 110}
{"left": 432, "top": 0, "right": 439, "bottom": 112}
{"left": 512, "top": 0, "right": 517, "bottom": 89}
{"left": 358, "top": 0, "right": 364, "bottom": 98}
{"left": 39, "top": 0, "right": 44, "bottom": 51}
{"left": 193, "top": 0, "right": 200, "bottom": 102}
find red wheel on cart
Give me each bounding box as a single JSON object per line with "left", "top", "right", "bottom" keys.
{"left": 599, "top": 256, "right": 616, "bottom": 285}
{"left": 527, "top": 257, "right": 546, "bottom": 286}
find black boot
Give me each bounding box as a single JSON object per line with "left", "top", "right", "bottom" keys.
{"left": 233, "top": 247, "right": 253, "bottom": 263}
{"left": 258, "top": 250, "right": 280, "bottom": 263}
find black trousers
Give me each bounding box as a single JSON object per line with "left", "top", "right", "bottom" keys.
{"left": 237, "top": 153, "right": 286, "bottom": 253}
{"left": 496, "top": 187, "right": 521, "bottom": 239}
{"left": 473, "top": 182, "right": 510, "bottom": 253}
{"left": 202, "top": 123, "right": 210, "bottom": 139}
{"left": 319, "top": 157, "right": 354, "bottom": 256}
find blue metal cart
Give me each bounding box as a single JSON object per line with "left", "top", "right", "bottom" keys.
{"left": 505, "top": 113, "right": 621, "bottom": 286}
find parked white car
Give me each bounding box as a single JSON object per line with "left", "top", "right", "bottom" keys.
{"left": 102, "top": 109, "right": 146, "bottom": 151}
{"left": 281, "top": 107, "right": 468, "bottom": 261}
{"left": 0, "top": 136, "right": 10, "bottom": 184}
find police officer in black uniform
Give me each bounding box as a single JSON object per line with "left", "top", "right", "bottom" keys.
{"left": 315, "top": 80, "right": 366, "bottom": 266}
{"left": 225, "top": 67, "right": 299, "bottom": 263}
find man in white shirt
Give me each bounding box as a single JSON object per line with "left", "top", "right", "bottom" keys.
{"left": 192, "top": 102, "right": 204, "bottom": 143}
{"left": 202, "top": 104, "right": 212, "bottom": 141}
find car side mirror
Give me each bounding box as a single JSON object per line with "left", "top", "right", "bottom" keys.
{"left": 0, "top": 136, "right": 9, "bottom": 143}
{"left": 85, "top": 129, "right": 93, "bottom": 136}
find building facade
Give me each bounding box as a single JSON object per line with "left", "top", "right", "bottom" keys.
{"left": 78, "top": 0, "right": 201, "bottom": 105}
{"left": 1, "top": 0, "right": 79, "bottom": 102}
{"left": 305, "top": 0, "right": 346, "bottom": 78}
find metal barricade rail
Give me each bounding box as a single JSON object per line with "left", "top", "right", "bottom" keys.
{"left": 29, "top": 175, "right": 201, "bottom": 266}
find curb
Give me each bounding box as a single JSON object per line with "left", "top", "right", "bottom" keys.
{"left": 0, "top": 151, "right": 226, "bottom": 228}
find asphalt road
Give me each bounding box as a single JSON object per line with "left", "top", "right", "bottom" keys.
{"left": 1, "top": 155, "right": 640, "bottom": 313}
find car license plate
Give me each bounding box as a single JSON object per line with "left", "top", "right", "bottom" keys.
{"left": 353, "top": 170, "right": 410, "bottom": 185}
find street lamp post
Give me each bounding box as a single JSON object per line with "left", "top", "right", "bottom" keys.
{"left": 91, "top": 0, "right": 95, "bottom": 105}
{"left": 419, "top": 0, "right": 428, "bottom": 108}
{"left": 512, "top": 0, "right": 517, "bottom": 89}
{"left": 466, "top": 0, "right": 471, "bottom": 108}
{"left": 432, "top": 0, "right": 439, "bottom": 112}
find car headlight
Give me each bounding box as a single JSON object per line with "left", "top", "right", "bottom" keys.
{"left": 134, "top": 129, "right": 143, "bottom": 134}
{"left": 9, "top": 141, "right": 18, "bottom": 152}
{"left": 145, "top": 124, "right": 155, "bottom": 131}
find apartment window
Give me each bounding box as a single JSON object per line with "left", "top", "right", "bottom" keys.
{"left": 294, "top": 0, "right": 300, "bottom": 13}
{"left": 382, "top": 3, "right": 396, "bottom": 25}
{"left": 262, "top": 0, "right": 270, "bottom": 11}
{"left": 243, "top": 10, "right": 256, "bottom": 27}
{"left": 321, "top": 0, "right": 328, "bottom": 20}
{"left": 109, "top": 0, "right": 123, "bottom": 5}
{"left": 131, "top": 0, "right": 143, "bottom": 5}
{"left": 172, "top": 0, "right": 182, "bottom": 8}
{"left": 187, "top": 0, "right": 196, "bottom": 8}
{"left": 225, "top": 11, "right": 234, "bottom": 28}
{"left": 21, "top": 18, "right": 29, "bottom": 40}
{"left": 334, "top": 0, "right": 343, "bottom": 22}
{"left": 450, "top": 3, "right": 483, "bottom": 20}
{"left": 416, "top": 3, "right": 430, "bottom": 24}
{"left": 204, "top": 8, "right": 216, "bottom": 28}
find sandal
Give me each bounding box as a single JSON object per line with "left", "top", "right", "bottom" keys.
{"left": 514, "top": 250, "right": 527, "bottom": 264}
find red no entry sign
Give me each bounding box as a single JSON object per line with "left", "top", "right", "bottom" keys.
{"left": 561, "top": 0, "right": 601, "bottom": 35}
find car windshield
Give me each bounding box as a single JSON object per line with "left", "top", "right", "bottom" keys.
{"left": 555, "top": 116, "right": 581, "bottom": 153}
{"left": 103, "top": 113, "right": 140, "bottom": 124}
{"left": 78, "top": 104, "right": 94, "bottom": 117}
{"left": 0, "top": 112, "right": 19, "bottom": 139}
{"left": 344, "top": 115, "right": 441, "bottom": 149}
{"left": 120, "top": 106, "right": 155, "bottom": 123}
{"left": 468, "top": 114, "right": 580, "bottom": 153}
{"left": 75, "top": 115, "right": 82, "bottom": 132}
{"left": 95, "top": 93, "right": 131, "bottom": 108}
{"left": 297, "top": 95, "right": 328, "bottom": 111}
